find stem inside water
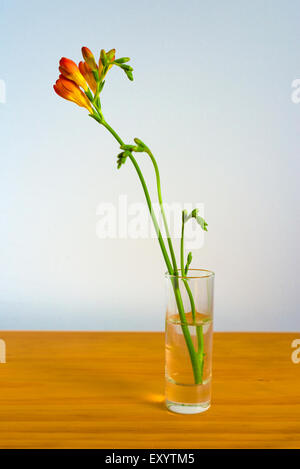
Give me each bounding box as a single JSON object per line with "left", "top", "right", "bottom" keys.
{"left": 181, "top": 217, "right": 205, "bottom": 382}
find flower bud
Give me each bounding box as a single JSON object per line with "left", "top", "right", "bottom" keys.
{"left": 54, "top": 76, "right": 93, "bottom": 113}
{"left": 117, "top": 150, "right": 129, "bottom": 169}
{"left": 59, "top": 57, "right": 88, "bottom": 91}
{"left": 81, "top": 47, "right": 98, "bottom": 71}
{"left": 184, "top": 252, "right": 193, "bottom": 275}
{"left": 78, "top": 61, "right": 97, "bottom": 94}
{"left": 121, "top": 64, "right": 133, "bottom": 71}
{"left": 125, "top": 70, "right": 134, "bottom": 81}
{"left": 100, "top": 49, "right": 108, "bottom": 67}
{"left": 114, "top": 57, "right": 130, "bottom": 64}
{"left": 106, "top": 49, "right": 116, "bottom": 62}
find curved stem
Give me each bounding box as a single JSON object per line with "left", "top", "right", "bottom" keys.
{"left": 98, "top": 117, "right": 202, "bottom": 384}
{"left": 181, "top": 220, "right": 196, "bottom": 320}
{"left": 143, "top": 149, "right": 206, "bottom": 380}
{"left": 146, "top": 148, "right": 204, "bottom": 375}
{"left": 146, "top": 149, "right": 178, "bottom": 274}
{"left": 101, "top": 120, "right": 173, "bottom": 275}
{"left": 172, "top": 284, "right": 202, "bottom": 384}
{"left": 180, "top": 218, "right": 186, "bottom": 279}
{"left": 181, "top": 218, "right": 204, "bottom": 381}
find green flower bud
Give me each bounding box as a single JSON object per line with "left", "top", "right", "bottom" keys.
{"left": 114, "top": 57, "right": 130, "bottom": 64}
{"left": 182, "top": 209, "right": 188, "bottom": 223}
{"left": 133, "top": 138, "right": 147, "bottom": 152}
{"left": 117, "top": 150, "right": 131, "bottom": 169}
{"left": 125, "top": 70, "right": 134, "bottom": 81}
{"left": 100, "top": 49, "right": 108, "bottom": 67}
{"left": 184, "top": 208, "right": 208, "bottom": 231}
{"left": 184, "top": 252, "right": 193, "bottom": 275}
{"left": 195, "top": 215, "right": 208, "bottom": 231}
{"left": 121, "top": 64, "right": 133, "bottom": 71}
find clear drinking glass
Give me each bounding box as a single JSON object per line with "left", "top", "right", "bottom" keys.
{"left": 165, "top": 269, "right": 214, "bottom": 414}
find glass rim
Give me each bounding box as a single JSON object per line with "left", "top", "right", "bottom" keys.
{"left": 165, "top": 268, "right": 215, "bottom": 280}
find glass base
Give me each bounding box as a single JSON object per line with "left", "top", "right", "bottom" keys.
{"left": 166, "top": 400, "right": 210, "bottom": 415}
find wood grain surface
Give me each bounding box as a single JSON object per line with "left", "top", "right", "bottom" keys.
{"left": 0, "top": 332, "right": 299, "bottom": 449}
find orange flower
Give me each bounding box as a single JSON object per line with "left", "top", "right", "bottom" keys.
{"left": 78, "top": 61, "right": 97, "bottom": 94}
{"left": 53, "top": 76, "right": 93, "bottom": 113}
{"left": 54, "top": 47, "right": 120, "bottom": 110}
{"left": 81, "top": 47, "right": 98, "bottom": 71}
{"left": 59, "top": 57, "right": 88, "bottom": 91}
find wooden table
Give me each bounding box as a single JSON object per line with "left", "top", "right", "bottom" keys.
{"left": 0, "top": 332, "right": 299, "bottom": 449}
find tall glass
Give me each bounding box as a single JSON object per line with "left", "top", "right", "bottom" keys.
{"left": 165, "top": 269, "right": 214, "bottom": 414}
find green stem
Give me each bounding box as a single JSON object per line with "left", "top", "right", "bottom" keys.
{"left": 101, "top": 119, "right": 173, "bottom": 275}
{"left": 99, "top": 117, "right": 202, "bottom": 384}
{"left": 180, "top": 219, "right": 185, "bottom": 280}
{"left": 172, "top": 284, "right": 202, "bottom": 384}
{"left": 181, "top": 216, "right": 204, "bottom": 382}
{"left": 181, "top": 220, "right": 196, "bottom": 320}
{"left": 146, "top": 149, "right": 178, "bottom": 274}
{"left": 144, "top": 148, "right": 204, "bottom": 382}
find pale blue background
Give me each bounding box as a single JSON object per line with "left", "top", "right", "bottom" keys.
{"left": 0, "top": 0, "right": 299, "bottom": 331}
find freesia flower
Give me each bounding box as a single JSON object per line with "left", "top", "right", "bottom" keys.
{"left": 59, "top": 57, "right": 88, "bottom": 91}
{"left": 81, "top": 47, "right": 98, "bottom": 71}
{"left": 78, "top": 61, "right": 97, "bottom": 94}
{"left": 54, "top": 47, "right": 134, "bottom": 115}
{"left": 53, "top": 46, "right": 211, "bottom": 393}
{"left": 53, "top": 75, "right": 93, "bottom": 113}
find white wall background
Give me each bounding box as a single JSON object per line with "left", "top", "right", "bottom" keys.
{"left": 0, "top": 0, "right": 299, "bottom": 331}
